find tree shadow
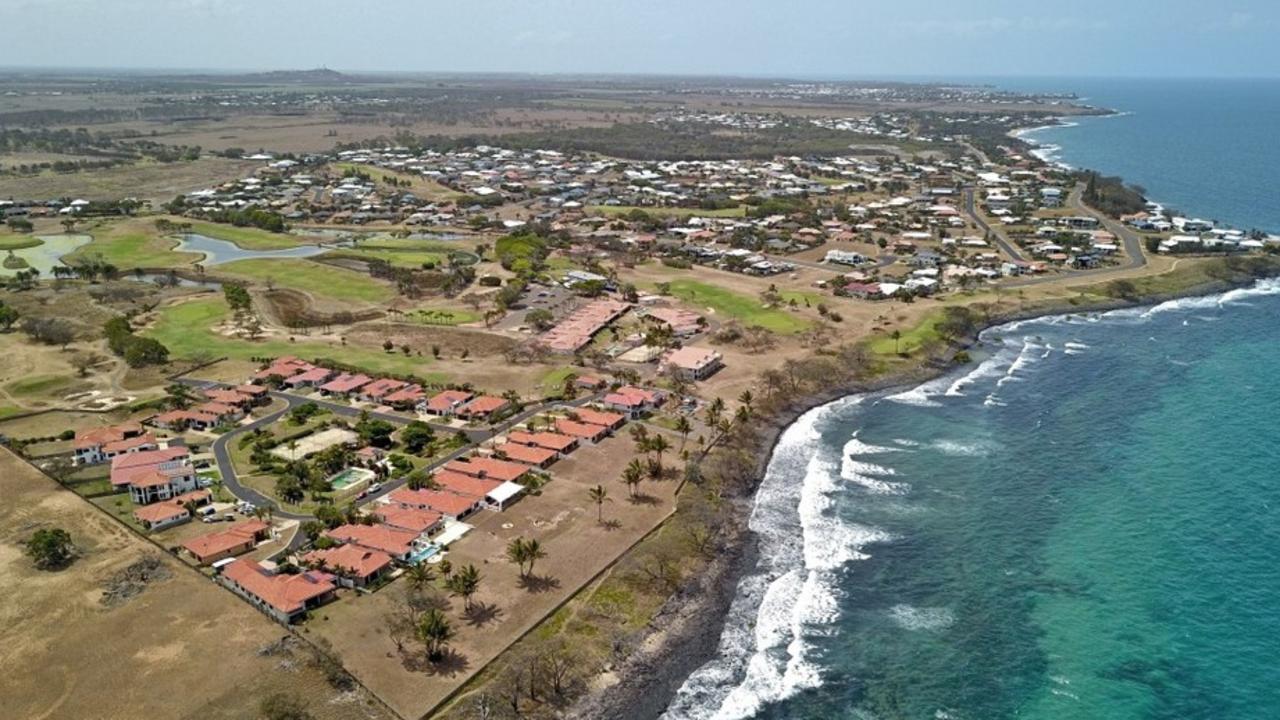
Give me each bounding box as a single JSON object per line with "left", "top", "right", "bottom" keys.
{"left": 463, "top": 601, "right": 503, "bottom": 628}
{"left": 600, "top": 518, "right": 623, "bottom": 532}
{"left": 423, "top": 648, "right": 471, "bottom": 677}
{"left": 628, "top": 492, "right": 661, "bottom": 506}
{"left": 517, "top": 573, "right": 561, "bottom": 593}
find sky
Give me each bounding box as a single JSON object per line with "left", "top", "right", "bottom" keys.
{"left": 3, "top": 0, "right": 1278, "bottom": 79}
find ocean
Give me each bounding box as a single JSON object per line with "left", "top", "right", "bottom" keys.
{"left": 997, "top": 77, "right": 1280, "bottom": 234}
{"left": 665, "top": 279, "right": 1280, "bottom": 720}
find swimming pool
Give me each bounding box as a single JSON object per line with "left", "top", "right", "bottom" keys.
{"left": 407, "top": 545, "right": 440, "bottom": 565}
{"left": 328, "top": 467, "right": 375, "bottom": 490}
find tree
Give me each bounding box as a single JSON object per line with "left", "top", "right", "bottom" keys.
{"left": 165, "top": 383, "right": 196, "bottom": 409}
{"left": 444, "top": 563, "right": 482, "bottom": 609}
{"left": 70, "top": 351, "right": 105, "bottom": 377}
{"left": 647, "top": 434, "right": 671, "bottom": 471}
{"left": 0, "top": 302, "right": 18, "bottom": 332}
{"left": 673, "top": 414, "right": 692, "bottom": 450}
{"left": 524, "top": 308, "right": 555, "bottom": 331}
{"left": 505, "top": 536, "right": 547, "bottom": 578}
{"left": 587, "top": 484, "right": 610, "bottom": 523}
{"left": 891, "top": 329, "right": 902, "bottom": 355}
{"left": 25, "top": 527, "right": 76, "bottom": 570}
{"left": 405, "top": 562, "right": 436, "bottom": 592}
{"left": 417, "top": 608, "right": 455, "bottom": 662}
{"left": 400, "top": 420, "right": 435, "bottom": 454}
{"left": 621, "top": 458, "right": 644, "bottom": 498}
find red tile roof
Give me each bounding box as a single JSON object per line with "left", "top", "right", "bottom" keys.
{"left": 183, "top": 520, "right": 270, "bottom": 561}
{"left": 425, "top": 390, "right": 472, "bottom": 412}
{"left": 373, "top": 505, "right": 443, "bottom": 534}
{"left": 302, "top": 545, "right": 392, "bottom": 580}
{"left": 494, "top": 442, "right": 558, "bottom": 466}
{"left": 222, "top": 559, "right": 335, "bottom": 615}
{"left": 508, "top": 430, "right": 577, "bottom": 452}
{"left": 574, "top": 408, "right": 626, "bottom": 428}
{"left": 133, "top": 502, "right": 189, "bottom": 525}
{"left": 326, "top": 523, "right": 418, "bottom": 557}
{"left": 389, "top": 487, "right": 483, "bottom": 517}
{"left": 320, "top": 373, "right": 372, "bottom": 394}
{"left": 458, "top": 395, "right": 509, "bottom": 417}
{"left": 555, "top": 418, "right": 609, "bottom": 440}
{"left": 74, "top": 422, "right": 144, "bottom": 449}
{"left": 444, "top": 456, "right": 528, "bottom": 483}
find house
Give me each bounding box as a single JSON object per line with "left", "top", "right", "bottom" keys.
{"left": 660, "top": 346, "right": 724, "bottom": 381}
{"left": 150, "top": 409, "right": 224, "bottom": 432}
{"left": 183, "top": 520, "right": 272, "bottom": 565}
{"left": 302, "top": 545, "right": 392, "bottom": 588}
{"left": 643, "top": 307, "right": 705, "bottom": 336}
{"left": 325, "top": 523, "right": 419, "bottom": 563}
{"left": 219, "top": 559, "right": 336, "bottom": 623}
{"left": 507, "top": 430, "right": 578, "bottom": 456}
{"left": 573, "top": 374, "right": 607, "bottom": 391}
{"left": 824, "top": 249, "right": 867, "bottom": 266}
{"left": 358, "top": 378, "right": 407, "bottom": 404}
{"left": 382, "top": 384, "right": 426, "bottom": 408}
{"left": 110, "top": 448, "right": 199, "bottom": 505}
{"left": 422, "top": 389, "right": 473, "bottom": 416}
{"left": 372, "top": 505, "right": 443, "bottom": 536}
{"left": 283, "top": 366, "right": 335, "bottom": 389}
{"left": 554, "top": 418, "right": 611, "bottom": 444}
{"left": 603, "top": 385, "right": 666, "bottom": 418}
{"left": 253, "top": 357, "right": 316, "bottom": 383}
{"left": 319, "top": 373, "right": 372, "bottom": 397}
{"left": 573, "top": 408, "right": 626, "bottom": 431}
{"left": 444, "top": 456, "right": 528, "bottom": 484}
{"left": 131, "top": 489, "right": 211, "bottom": 531}
{"left": 73, "top": 422, "right": 155, "bottom": 466}
{"left": 493, "top": 442, "right": 558, "bottom": 468}
{"left": 388, "top": 487, "right": 485, "bottom": 521}
{"left": 457, "top": 395, "right": 511, "bottom": 421}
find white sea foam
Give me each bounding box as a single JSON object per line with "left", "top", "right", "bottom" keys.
{"left": 888, "top": 604, "right": 956, "bottom": 631}
{"left": 885, "top": 375, "right": 953, "bottom": 407}
{"left": 841, "top": 441, "right": 911, "bottom": 495}
{"left": 892, "top": 438, "right": 921, "bottom": 448}
{"left": 932, "top": 438, "right": 999, "bottom": 457}
{"left": 665, "top": 396, "right": 891, "bottom": 720}
{"left": 844, "top": 433, "right": 903, "bottom": 455}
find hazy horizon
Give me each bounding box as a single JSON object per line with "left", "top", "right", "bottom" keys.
{"left": 3, "top": 1, "right": 1277, "bottom": 79}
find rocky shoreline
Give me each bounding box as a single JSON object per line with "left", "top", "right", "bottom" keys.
{"left": 568, "top": 262, "right": 1280, "bottom": 720}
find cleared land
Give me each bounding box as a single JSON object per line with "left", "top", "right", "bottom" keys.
{"left": 0, "top": 157, "right": 261, "bottom": 205}
{"left": 0, "top": 448, "right": 392, "bottom": 720}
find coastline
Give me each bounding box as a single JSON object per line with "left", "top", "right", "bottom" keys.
{"left": 573, "top": 259, "right": 1280, "bottom": 720}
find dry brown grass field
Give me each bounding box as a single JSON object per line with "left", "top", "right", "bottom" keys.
{"left": 0, "top": 448, "right": 394, "bottom": 720}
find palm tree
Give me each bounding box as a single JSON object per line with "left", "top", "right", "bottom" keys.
{"left": 673, "top": 415, "right": 692, "bottom": 451}
{"left": 405, "top": 563, "right": 435, "bottom": 591}
{"left": 705, "top": 397, "right": 725, "bottom": 427}
{"left": 647, "top": 434, "right": 671, "bottom": 469}
{"left": 505, "top": 537, "right": 547, "bottom": 578}
{"left": 587, "top": 484, "right": 610, "bottom": 523}
{"left": 417, "top": 608, "right": 454, "bottom": 662}
{"left": 891, "top": 329, "right": 902, "bottom": 355}
{"left": 522, "top": 538, "right": 546, "bottom": 577}
{"left": 621, "top": 459, "right": 645, "bottom": 499}
{"left": 444, "top": 564, "right": 481, "bottom": 609}
{"left": 737, "top": 390, "right": 754, "bottom": 414}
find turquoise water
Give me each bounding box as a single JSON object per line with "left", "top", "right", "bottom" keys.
{"left": 997, "top": 77, "right": 1280, "bottom": 234}
{"left": 668, "top": 280, "right": 1280, "bottom": 720}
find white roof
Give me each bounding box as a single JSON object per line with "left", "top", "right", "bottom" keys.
{"left": 487, "top": 481, "right": 525, "bottom": 505}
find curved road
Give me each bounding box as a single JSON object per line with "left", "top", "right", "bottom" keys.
{"left": 962, "top": 182, "right": 1149, "bottom": 288}
{"left": 179, "top": 377, "right": 603, "bottom": 522}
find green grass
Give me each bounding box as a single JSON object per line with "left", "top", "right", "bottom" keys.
{"left": 494, "top": 233, "right": 546, "bottom": 261}
{"left": 662, "top": 279, "right": 809, "bottom": 334}
{"left": 66, "top": 221, "right": 200, "bottom": 269}
{"left": 538, "top": 366, "right": 578, "bottom": 395}
{"left": 321, "top": 246, "right": 451, "bottom": 269}
{"left": 185, "top": 221, "right": 306, "bottom": 250}
{"left": 586, "top": 205, "right": 746, "bottom": 218}
{"left": 0, "top": 235, "right": 43, "bottom": 251}
{"left": 5, "top": 374, "right": 77, "bottom": 398}
{"left": 867, "top": 310, "right": 945, "bottom": 356}
{"left": 0, "top": 405, "right": 24, "bottom": 419}
{"left": 144, "top": 298, "right": 446, "bottom": 377}
{"left": 406, "top": 307, "right": 482, "bottom": 326}
{"left": 216, "top": 258, "right": 395, "bottom": 303}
